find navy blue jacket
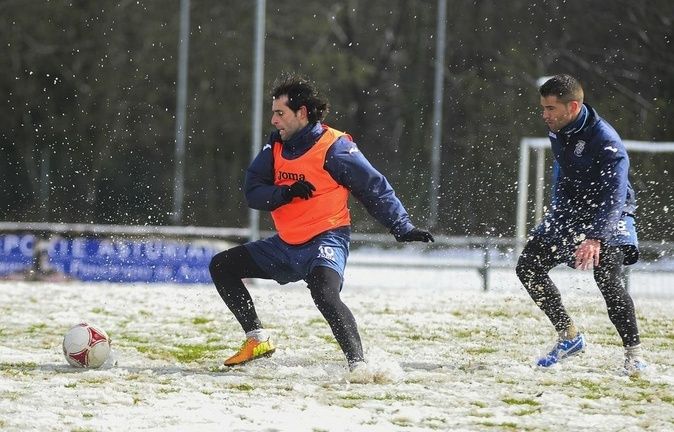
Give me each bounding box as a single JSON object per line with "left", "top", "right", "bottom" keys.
{"left": 537, "top": 103, "right": 637, "bottom": 242}
{"left": 245, "top": 122, "right": 415, "bottom": 237}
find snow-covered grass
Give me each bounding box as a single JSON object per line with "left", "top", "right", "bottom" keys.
{"left": 1, "top": 267, "right": 673, "bottom": 431}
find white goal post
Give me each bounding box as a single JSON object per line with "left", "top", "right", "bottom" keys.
{"left": 515, "top": 138, "right": 674, "bottom": 253}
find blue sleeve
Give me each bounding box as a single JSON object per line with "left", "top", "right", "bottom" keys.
{"left": 550, "top": 160, "right": 561, "bottom": 209}
{"left": 586, "top": 138, "right": 629, "bottom": 240}
{"left": 244, "top": 134, "right": 291, "bottom": 211}
{"left": 325, "top": 137, "right": 415, "bottom": 236}
{"left": 549, "top": 160, "right": 569, "bottom": 213}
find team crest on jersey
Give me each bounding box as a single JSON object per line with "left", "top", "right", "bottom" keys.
{"left": 574, "top": 140, "right": 586, "bottom": 157}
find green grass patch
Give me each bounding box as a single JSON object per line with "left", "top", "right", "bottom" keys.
{"left": 158, "top": 386, "right": 180, "bottom": 394}
{"left": 0, "top": 361, "right": 38, "bottom": 372}
{"left": 514, "top": 407, "right": 541, "bottom": 416}
{"left": 466, "top": 346, "right": 498, "bottom": 355}
{"left": 319, "top": 335, "right": 339, "bottom": 346}
{"left": 372, "top": 392, "right": 413, "bottom": 401}
{"left": 26, "top": 323, "right": 47, "bottom": 334}
{"left": 661, "top": 394, "right": 674, "bottom": 405}
{"left": 192, "top": 316, "right": 212, "bottom": 325}
{"left": 307, "top": 317, "right": 327, "bottom": 326}
{"left": 231, "top": 383, "right": 254, "bottom": 391}
{"left": 173, "top": 343, "right": 225, "bottom": 363}
{"left": 121, "top": 334, "right": 148, "bottom": 344}
{"left": 478, "top": 421, "right": 519, "bottom": 430}
{"left": 626, "top": 376, "right": 652, "bottom": 389}
{"left": 341, "top": 393, "right": 368, "bottom": 400}
{"left": 495, "top": 376, "right": 518, "bottom": 385}
{"left": 0, "top": 391, "right": 21, "bottom": 401}
{"left": 122, "top": 336, "right": 226, "bottom": 363}
{"left": 125, "top": 373, "right": 142, "bottom": 381}
{"left": 502, "top": 397, "right": 541, "bottom": 406}
{"left": 421, "top": 416, "right": 448, "bottom": 428}
{"left": 407, "top": 333, "right": 444, "bottom": 342}
{"left": 453, "top": 329, "right": 475, "bottom": 339}
{"left": 576, "top": 379, "right": 605, "bottom": 400}
{"left": 486, "top": 309, "right": 512, "bottom": 318}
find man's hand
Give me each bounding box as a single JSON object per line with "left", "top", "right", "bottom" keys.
{"left": 394, "top": 228, "right": 435, "bottom": 243}
{"left": 282, "top": 180, "right": 316, "bottom": 200}
{"left": 575, "top": 238, "right": 601, "bottom": 270}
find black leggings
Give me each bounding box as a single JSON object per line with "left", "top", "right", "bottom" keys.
{"left": 306, "top": 267, "right": 364, "bottom": 366}
{"left": 516, "top": 236, "right": 640, "bottom": 347}
{"left": 209, "top": 246, "right": 269, "bottom": 332}
{"left": 209, "top": 245, "right": 364, "bottom": 366}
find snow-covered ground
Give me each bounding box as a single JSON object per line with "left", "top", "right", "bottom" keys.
{"left": 1, "top": 264, "right": 673, "bottom": 431}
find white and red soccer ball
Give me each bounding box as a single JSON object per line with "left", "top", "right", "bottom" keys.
{"left": 62, "top": 323, "right": 112, "bottom": 368}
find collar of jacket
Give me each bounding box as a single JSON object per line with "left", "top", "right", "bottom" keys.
{"left": 560, "top": 103, "right": 589, "bottom": 137}
{"left": 282, "top": 122, "right": 324, "bottom": 153}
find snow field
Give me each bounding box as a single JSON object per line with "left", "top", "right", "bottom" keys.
{"left": 0, "top": 269, "right": 673, "bottom": 431}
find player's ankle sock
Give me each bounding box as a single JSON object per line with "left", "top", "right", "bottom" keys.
{"left": 558, "top": 324, "right": 578, "bottom": 340}
{"left": 625, "top": 343, "right": 642, "bottom": 358}
{"left": 245, "top": 329, "right": 269, "bottom": 342}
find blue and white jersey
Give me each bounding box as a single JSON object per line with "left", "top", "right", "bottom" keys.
{"left": 535, "top": 103, "right": 637, "bottom": 245}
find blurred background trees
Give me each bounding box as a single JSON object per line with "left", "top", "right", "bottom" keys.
{"left": 1, "top": 0, "right": 672, "bottom": 239}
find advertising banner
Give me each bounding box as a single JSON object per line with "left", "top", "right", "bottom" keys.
{"left": 0, "top": 234, "right": 35, "bottom": 276}
{"left": 0, "top": 234, "right": 219, "bottom": 283}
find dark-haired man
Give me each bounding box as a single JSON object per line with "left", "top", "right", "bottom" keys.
{"left": 209, "top": 73, "right": 433, "bottom": 371}
{"left": 516, "top": 74, "right": 646, "bottom": 374}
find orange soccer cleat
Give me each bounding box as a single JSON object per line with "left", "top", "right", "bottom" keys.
{"left": 223, "top": 337, "right": 276, "bottom": 366}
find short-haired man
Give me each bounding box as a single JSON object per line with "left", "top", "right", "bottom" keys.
{"left": 516, "top": 74, "right": 646, "bottom": 374}
{"left": 210, "top": 73, "right": 433, "bottom": 371}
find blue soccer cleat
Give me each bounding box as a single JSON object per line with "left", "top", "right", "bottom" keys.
{"left": 536, "top": 333, "right": 586, "bottom": 367}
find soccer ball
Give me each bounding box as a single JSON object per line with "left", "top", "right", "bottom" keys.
{"left": 62, "top": 323, "right": 112, "bottom": 368}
